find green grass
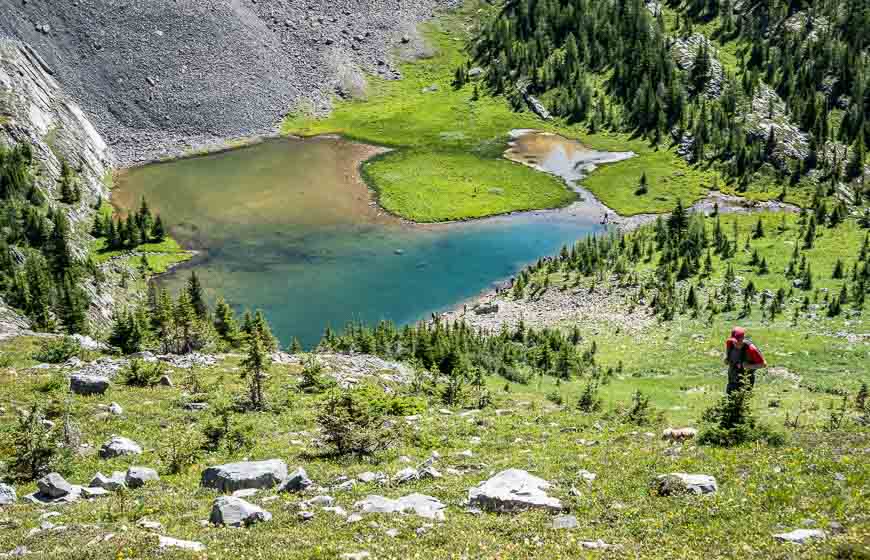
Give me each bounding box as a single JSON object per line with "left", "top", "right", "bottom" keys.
{"left": 281, "top": 3, "right": 721, "bottom": 221}
{"left": 0, "top": 327, "right": 867, "bottom": 559}
{"left": 92, "top": 236, "right": 193, "bottom": 274}
{"left": 362, "top": 150, "right": 574, "bottom": 222}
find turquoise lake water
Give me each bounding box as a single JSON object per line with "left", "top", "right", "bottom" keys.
{"left": 115, "top": 136, "right": 603, "bottom": 347}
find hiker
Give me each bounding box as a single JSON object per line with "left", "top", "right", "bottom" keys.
{"left": 724, "top": 326, "right": 766, "bottom": 394}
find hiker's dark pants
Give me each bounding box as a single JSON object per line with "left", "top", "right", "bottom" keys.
{"left": 726, "top": 369, "right": 755, "bottom": 394}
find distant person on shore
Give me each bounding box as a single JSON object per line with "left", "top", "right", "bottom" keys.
{"left": 724, "top": 327, "right": 766, "bottom": 394}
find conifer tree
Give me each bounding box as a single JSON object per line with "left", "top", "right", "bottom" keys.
{"left": 186, "top": 271, "right": 208, "bottom": 319}
{"left": 213, "top": 297, "right": 240, "bottom": 347}
{"left": 242, "top": 328, "right": 270, "bottom": 410}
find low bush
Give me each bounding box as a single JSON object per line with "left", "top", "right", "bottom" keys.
{"left": 699, "top": 388, "right": 785, "bottom": 447}
{"left": 576, "top": 381, "right": 602, "bottom": 413}
{"left": 120, "top": 359, "right": 165, "bottom": 387}
{"left": 32, "top": 336, "right": 81, "bottom": 364}
{"left": 160, "top": 423, "right": 204, "bottom": 474}
{"left": 297, "top": 356, "right": 336, "bottom": 394}
{"left": 316, "top": 387, "right": 396, "bottom": 456}
{"left": 4, "top": 404, "right": 63, "bottom": 481}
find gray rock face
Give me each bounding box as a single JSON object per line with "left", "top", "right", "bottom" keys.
{"left": 0, "top": 483, "right": 16, "bottom": 505}
{"left": 468, "top": 469, "right": 562, "bottom": 513}
{"left": 277, "top": 467, "right": 312, "bottom": 493}
{"left": 201, "top": 460, "right": 288, "bottom": 493}
{"left": 210, "top": 496, "right": 272, "bottom": 527}
{"left": 37, "top": 473, "right": 74, "bottom": 498}
{"left": 69, "top": 374, "right": 110, "bottom": 396}
{"left": 90, "top": 471, "right": 127, "bottom": 491}
{"left": 653, "top": 473, "right": 718, "bottom": 496}
{"left": 353, "top": 494, "right": 446, "bottom": 521}
{"left": 158, "top": 536, "right": 206, "bottom": 552}
{"left": 0, "top": 0, "right": 454, "bottom": 165}
{"left": 99, "top": 436, "right": 143, "bottom": 458}
{"left": 126, "top": 467, "right": 159, "bottom": 489}
{"left": 773, "top": 529, "right": 826, "bottom": 544}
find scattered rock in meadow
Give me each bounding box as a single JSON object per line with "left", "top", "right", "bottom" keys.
{"left": 468, "top": 469, "right": 562, "bottom": 513}
{"left": 201, "top": 459, "right": 288, "bottom": 493}
{"left": 137, "top": 519, "right": 164, "bottom": 532}
{"left": 357, "top": 471, "right": 386, "bottom": 484}
{"left": 0, "top": 484, "right": 16, "bottom": 505}
{"left": 340, "top": 552, "right": 370, "bottom": 560}
{"left": 653, "top": 473, "right": 718, "bottom": 496}
{"left": 99, "top": 436, "right": 142, "bottom": 458}
{"left": 232, "top": 488, "right": 259, "bottom": 499}
{"left": 37, "top": 473, "right": 74, "bottom": 499}
{"left": 69, "top": 374, "right": 110, "bottom": 396}
{"left": 661, "top": 428, "right": 698, "bottom": 442}
{"left": 578, "top": 470, "right": 597, "bottom": 484}
{"left": 158, "top": 536, "right": 206, "bottom": 552}
{"left": 125, "top": 467, "right": 159, "bottom": 489}
{"left": 773, "top": 529, "right": 826, "bottom": 544}
{"left": 551, "top": 514, "right": 578, "bottom": 530}
{"left": 90, "top": 471, "right": 127, "bottom": 491}
{"left": 581, "top": 539, "right": 613, "bottom": 550}
{"left": 81, "top": 487, "right": 110, "bottom": 499}
{"left": 353, "top": 494, "right": 446, "bottom": 521}
{"left": 301, "top": 495, "right": 335, "bottom": 508}
{"left": 393, "top": 467, "right": 418, "bottom": 484}
{"left": 277, "top": 467, "right": 312, "bottom": 493}
{"left": 210, "top": 496, "right": 272, "bottom": 527}
{"left": 158, "top": 375, "right": 173, "bottom": 387}
{"left": 108, "top": 403, "right": 123, "bottom": 415}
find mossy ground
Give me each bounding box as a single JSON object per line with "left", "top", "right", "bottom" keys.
{"left": 281, "top": 3, "right": 732, "bottom": 221}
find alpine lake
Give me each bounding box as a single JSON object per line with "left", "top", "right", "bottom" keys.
{"left": 114, "top": 132, "right": 631, "bottom": 347}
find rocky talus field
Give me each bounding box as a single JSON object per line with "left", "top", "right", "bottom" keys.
{"left": 0, "top": 0, "right": 458, "bottom": 163}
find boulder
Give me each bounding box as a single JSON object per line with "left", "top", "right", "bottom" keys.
{"left": 137, "top": 519, "right": 164, "bottom": 532}
{"left": 126, "top": 467, "right": 159, "bottom": 489}
{"left": 201, "top": 460, "right": 288, "bottom": 493}
{"left": 37, "top": 473, "right": 74, "bottom": 498}
{"left": 210, "top": 496, "right": 272, "bottom": 527}
{"left": 773, "top": 529, "right": 826, "bottom": 544}
{"left": 277, "top": 467, "right": 312, "bottom": 493}
{"left": 108, "top": 403, "right": 123, "bottom": 415}
{"left": 158, "top": 375, "right": 173, "bottom": 387}
{"left": 661, "top": 428, "right": 698, "bottom": 442}
{"left": 99, "top": 436, "right": 142, "bottom": 458}
{"left": 90, "top": 471, "right": 127, "bottom": 491}
{"left": 353, "top": 494, "right": 446, "bottom": 521}
{"left": 653, "top": 473, "right": 718, "bottom": 496}
{"left": 468, "top": 469, "right": 562, "bottom": 513}
{"left": 158, "top": 536, "right": 206, "bottom": 552}
{"left": 69, "top": 374, "right": 110, "bottom": 396}
{"left": 0, "top": 483, "right": 16, "bottom": 505}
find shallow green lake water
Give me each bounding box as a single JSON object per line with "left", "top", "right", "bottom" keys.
{"left": 115, "top": 136, "right": 603, "bottom": 347}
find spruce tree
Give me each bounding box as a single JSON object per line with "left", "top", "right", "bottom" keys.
{"left": 242, "top": 328, "right": 270, "bottom": 410}
{"left": 186, "top": 271, "right": 208, "bottom": 319}
{"left": 213, "top": 296, "right": 240, "bottom": 347}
